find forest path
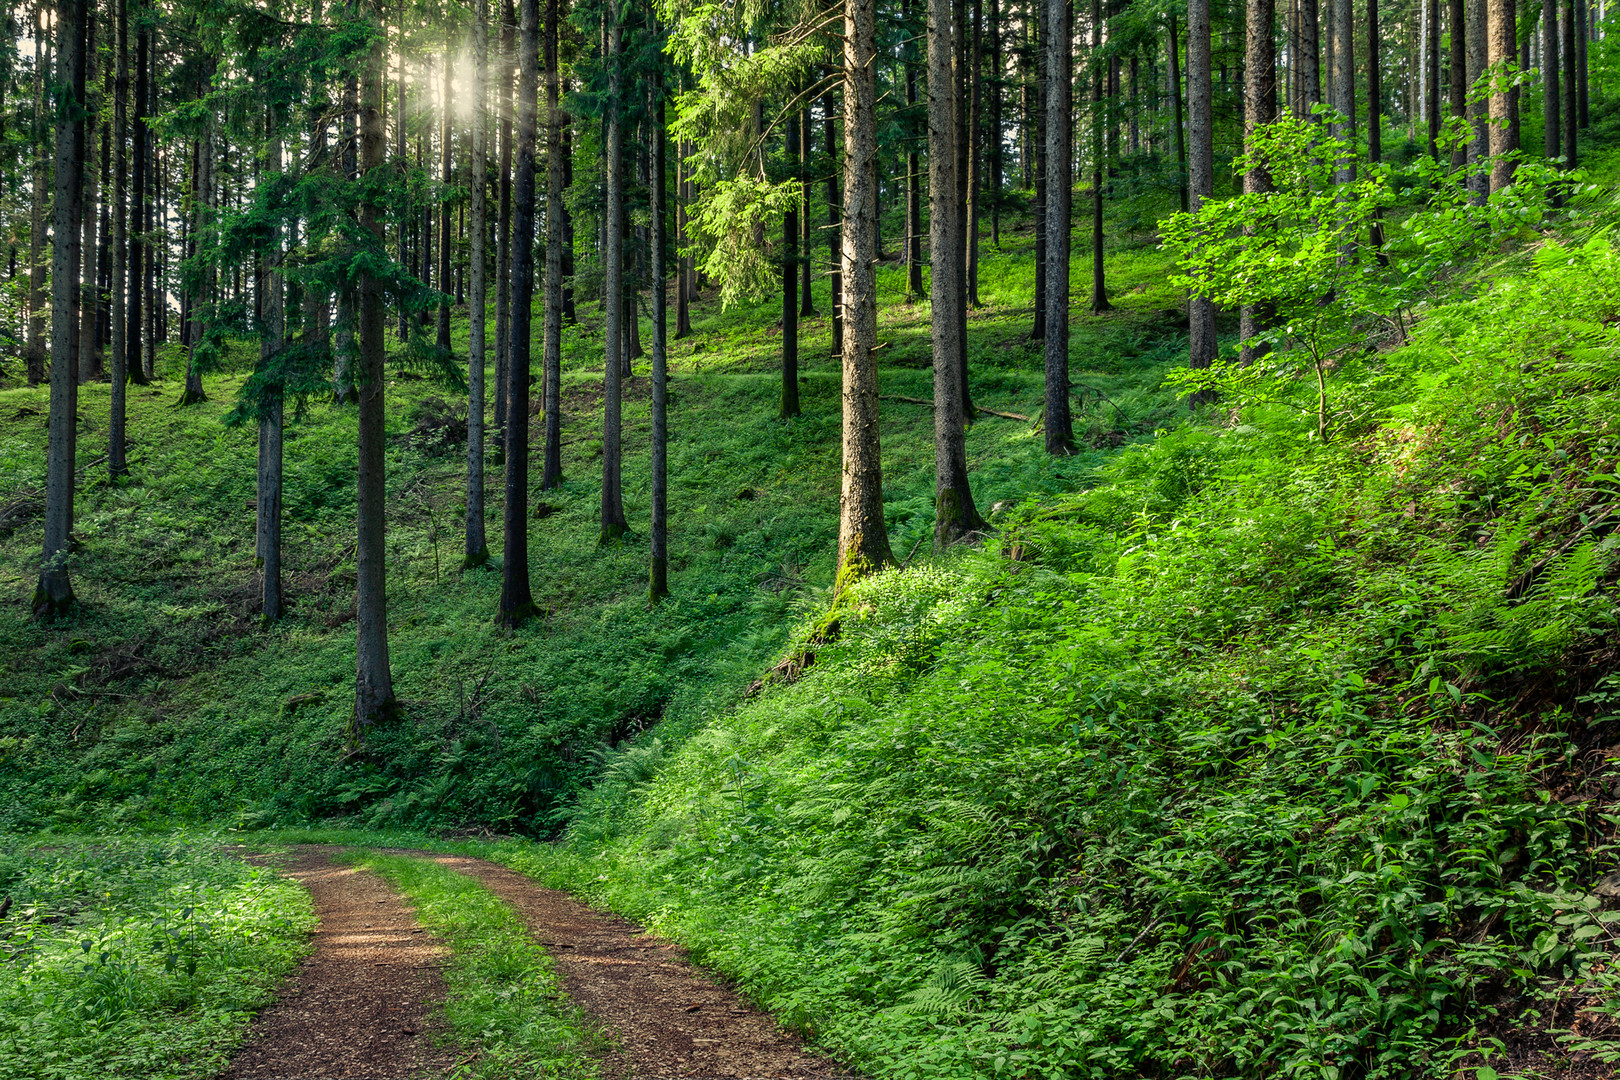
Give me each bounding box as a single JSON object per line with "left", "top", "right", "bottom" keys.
{"left": 400, "top": 850, "right": 850, "bottom": 1080}
{"left": 221, "top": 847, "right": 459, "bottom": 1079}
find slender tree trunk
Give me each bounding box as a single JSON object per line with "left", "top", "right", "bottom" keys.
{"left": 110, "top": 0, "right": 130, "bottom": 476}
{"left": 1427, "top": 0, "right": 1441, "bottom": 155}
{"left": 1546, "top": 0, "right": 1562, "bottom": 158}
{"left": 1043, "top": 0, "right": 1074, "bottom": 453}
{"left": 257, "top": 127, "right": 286, "bottom": 622}
{"left": 26, "top": 23, "right": 47, "bottom": 387}
{"left": 465, "top": 0, "right": 491, "bottom": 568}
{"left": 1187, "top": 0, "right": 1218, "bottom": 397}
{"left": 180, "top": 66, "right": 213, "bottom": 407}
{"left": 355, "top": 9, "right": 395, "bottom": 730}
{"left": 1090, "top": 0, "right": 1110, "bottom": 315}
{"left": 561, "top": 104, "right": 576, "bottom": 323}
{"left": 675, "top": 134, "right": 692, "bottom": 337}
{"left": 1241, "top": 0, "right": 1276, "bottom": 361}
{"left": 1467, "top": 0, "right": 1489, "bottom": 200}
{"left": 1449, "top": 0, "right": 1468, "bottom": 165}
{"left": 438, "top": 42, "right": 454, "bottom": 354}
{"left": 905, "top": 0, "right": 924, "bottom": 300}
{"left": 1489, "top": 0, "right": 1519, "bottom": 191}
{"left": 825, "top": 84, "right": 843, "bottom": 357}
{"left": 1031, "top": 3, "right": 1047, "bottom": 338}
{"left": 1169, "top": 10, "right": 1189, "bottom": 211}
{"left": 782, "top": 108, "right": 801, "bottom": 418}
{"left": 1332, "top": 0, "right": 1355, "bottom": 182}
{"left": 835, "top": 0, "right": 897, "bottom": 596}
{"left": 989, "top": 0, "right": 1003, "bottom": 247}
{"left": 499, "top": 0, "right": 540, "bottom": 624}
{"left": 1299, "top": 0, "right": 1321, "bottom": 111}
{"left": 35, "top": 0, "right": 88, "bottom": 617}
{"left": 1564, "top": 0, "right": 1578, "bottom": 166}
{"left": 334, "top": 72, "right": 359, "bottom": 401}
{"left": 930, "top": 0, "right": 986, "bottom": 545}
{"left": 965, "top": 0, "right": 983, "bottom": 307}
{"left": 600, "top": 13, "right": 628, "bottom": 542}
{"left": 79, "top": 7, "right": 101, "bottom": 384}
{"left": 397, "top": 0, "right": 410, "bottom": 342}
{"left": 541, "top": 0, "right": 564, "bottom": 490}
{"left": 650, "top": 87, "right": 670, "bottom": 601}
{"left": 494, "top": 0, "right": 515, "bottom": 455}
{"left": 1368, "top": 0, "right": 1382, "bottom": 164}
{"left": 800, "top": 100, "right": 816, "bottom": 316}
{"left": 1576, "top": 0, "right": 1588, "bottom": 127}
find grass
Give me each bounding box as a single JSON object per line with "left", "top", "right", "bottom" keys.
{"left": 337, "top": 850, "right": 603, "bottom": 1080}
{"left": 0, "top": 834, "right": 314, "bottom": 1080}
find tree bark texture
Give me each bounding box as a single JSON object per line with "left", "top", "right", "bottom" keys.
{"left": 1043, "top": 0, "right": 1074, "bottom": 453}
{"left": 1187, "top": 0, "right": 1218, "bottom": 392}
{"left": 600, "top": 13, "right": 628, "bottom": 542}
{"left": 465, "top": 0, "right": 491, "bottom": 568}
{"left": 650, "top": 91, "right": 670, "bottom": 601}
{"left": 541, "top": 0, "right": 565, "bottom": 490}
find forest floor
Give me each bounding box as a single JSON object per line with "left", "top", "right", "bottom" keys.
{"left": 224, "top": 846, "right": 850, "bottom": 1080}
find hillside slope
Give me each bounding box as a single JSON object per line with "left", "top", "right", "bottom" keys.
{"left": 497, "top": 236, "right": 1620, "bottom": 1079}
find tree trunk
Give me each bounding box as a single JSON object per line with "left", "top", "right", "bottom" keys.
{"left": 79, "top": 7, "right": 101, "bottom": 384}
{"left": 905, "top": 0, "right": 924, "bottom": 300}
{"left": 110, "top": 0, "right": 130, "bottom": 477}
{"left": 989, "top": 0, "right": 1003, "bottom": 246}
{"left": 26, "top": 23, "right": 47, "bottom": 387}
{"left": 561, "top": 104, "right": 576, "bottom": 323}
{"left": 465, "top": 0, "right": 491, "bottom": 569}
{"left": 1467, "top": 0, "right": 1489, "bottom": 201}
{"left": 1169, "top": 10, "right": 1189, "bottom": 212}
{"left": 1576, "top": 0, "right": 1587, "bottom": 128}
{"left": 180, "top": 67, "right": 213, "bottom": 408}
{"left": 1241, "top": 0, "right": 1276, "bottom": 362}
{"left": 964, "top": 0, "right": 982, "bottom": 307}
{"left": 650, "top": 88, "right": 670, "bottom": 602}
{"left": 1426, "top": 0, "right": 1441, "bottom": 156}
{"left": 835, "top": 0, "right": 897, "bottom": 596}
{"left": 355, "top": 9, "right": 395, "bottom": 731}
{"left": 257, "top": 127, "right": 286, "bottom": 622}
{"left": 1043, "top": 0, "right": 1074, "bottom": 454}
{"left": 1489, "top": 0, "right": 1519, "bottom": 191}
{"left": 1564, "top": 0, "right": 1578, "bottom": 166}
{"left": 1031, "top": 4, "right": 1047, "bottom": 337}
{"left": 1299, "top": 0, "right": 1321, "bottom": 111}
{"left": 438, "top": 42, "right": 454, "bottom": 354}
{"left": 800, "top": 100, "right": 816, "bottom": 316}
{"left": 1546, "top": 0, "right": 1562, "bottom": 159}
{"left": 494, "top": 0, "right": 515, "bottom": 456}
{"left": 1332, "top": 0, "right": 1354, "bottom": 181}
{"left": 499, "top": 0, "right": 540, "bottom": 625}
{"left": 930, "top": 0, "right": 986, "bottom": 546}
{"left": 541, "top": 0, "right": 564, "bottom": 490}
{"left": 1187, "top": 0, "right": 1218, "bottom": 397}
{"left": 675, "top": 134, "right": 692, "bottom": 338}
{"left": 1090, "top": 0, "right": 1110, "bottom": 316}
{"left": 600, "top": 13, "right": 628, "bottom": 543}
{"left": 782, "top": 108, "right": 801, "bottom": 418}
{"left": 335, "top": 73, "right": 359, "bottom": 401}
{"left": 825, "top": 84, "right": 843, "bottom": 357}
{"left": 1450, "top": 0, "right": 1468, "bottom": 165}
{"left": 35, "top": 0, "right": 88, "bottom": 618}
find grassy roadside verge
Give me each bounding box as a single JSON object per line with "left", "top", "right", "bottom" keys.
{"left": 339, "top": 850, "right": 604, "bottom": 1080}
{"left": 0, "top": 834, "right": 313, "bottom": 1080}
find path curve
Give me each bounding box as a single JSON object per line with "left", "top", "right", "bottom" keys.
{"left": 417, "top": 852, "right": 852, "bottom": 1080}
{"left": 222, "top": 847, "right": 458, "bottom": 1080}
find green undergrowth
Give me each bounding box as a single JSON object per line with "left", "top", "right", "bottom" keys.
{"left": 0, "top": 834, "right": 313, "bottom": 1080}
{"left": 477, "top": 235, "right": 1620, "bottom": 1078}
{"left": 340, "top": 850, "right": 603, "bottom": 1080}
{"left": 0, "top": 206, "right": 1184, "bottom": 835}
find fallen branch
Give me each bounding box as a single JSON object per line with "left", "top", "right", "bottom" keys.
{"left": 880, "top": 394, "right": 1029, "bottom": 421}
{"left": 1505, "top": 503, "right": 1619, "bottom": 602}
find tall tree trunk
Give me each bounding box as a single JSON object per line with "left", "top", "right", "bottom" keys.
{"left": 26, "top": 22, "right": 47, "bottom": 387}
{"left": 989, "top": 0, "right": 1003, "bottom": 246}
{"left": 1169, "top": 10, "right": 1189, "bottom": 211}
{"left": 110, "top": 0, "right": 130, "bottom": 476}
{"left": 397, "top": 0, "right": 410, "bottom": 342}
{"left": 180, "top": 66, "right": 213, "bottom": 408}
{"left": 835, "top": 0, "right": 896, "bottom": 596}
{"left": 650, "top": 87, "right": 670, "bottom": 601}
{"left": 1576, "top": 0, "right": 1587, "bottom": 127}
{"left": 335, "top": 72, "right": 359, "bottom": 401}
{"left": 1563, "top": 0, "right": 1578, "bottom": 166}
{"left": 782, "top": 108, "right": 801, "bottom": 418}
{"left": 257, "top": 126, "right": 286, "bottom": 622}
{"left": 800, "top": 99, "right": 815, "bottom": 316}
{"left": 36, "top": 0, "right": 89, "bottom": 617}
{"left": 600, "top": 13, "right": 628, "bottom": 542}
{"left": 541, "top": 0, "right": 564, "bottom": 490}
{"left": 1031, "top": 4, "right": 1047, "bottom": 337}
{"left": 1332, "top": 0, "right": 1355, "bottom": 182}
{"left": 1467, "top": 0, "right": 1489, "bottom": 201}
{"left": 465, "top": 0, "right": 491, "bottom": 568}
{"left": 79, "top": 6, "right": 101, "bottom": 384}
{"left": 675, "top": 134, "right": 692, "bottom": 337}
{"left": 1368, "top": 0, "right": 1382, "bottom": 166}
{"left": 438, "top": 42, "right": 454, "bottom": 354}
{"left": 140, "top": 41, "right": 155, "bottom": 381}
{"left": 825, "top": 84, "right": 843, "bottom": 357}
{"left": 561, "top": 104, "right": 576, "bottom": 323}
{"left": 1187, "top": 0, "right": 1218, "bottom": 397}
{"left": 1043, "top": 0, "right": 1074, "bottom": 454}
{"left": 1546, "top": 0, "right": 1562, "bottom": 159}
{"left": 1090, "top": 0, "right": 1110, "bottom": 315}
{"left": 1241, "top": 0, "right": 1276, "bottom": 362}
{"left": 1450, "top": 0, "right": 1468, "bottom": 165}
{"left": 930, "top": 0, "right": 986, "bottom": 545}
{"left": 494, "top": 0, "right": 515, "bottom": 456}
{"left": 499, "top": 0, "right": 540, "bottom": 624}
{"left": 1489, "top": 0, "right": 1519, "bottom": 191}
{"left": 905, "top": 0, "right": 924, "bottom": 300}
{"left": 355, "top": 7, "right": 395, "bottom": 730}
{"left": 1427, "top": 0, "right": 1441, "bottom": 155}
{"left": 1299, "top": 0, "right": 1321, "bottom": 111}
{"left": 965, "top": 0, "right": 982, "bottom": 307}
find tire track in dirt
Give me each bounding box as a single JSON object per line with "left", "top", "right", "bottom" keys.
{"left": 221, "top": 847, "right": 458, "bottom": 1080}
{"left": 416, "top": 853, "right": 853, "bottom": 1080}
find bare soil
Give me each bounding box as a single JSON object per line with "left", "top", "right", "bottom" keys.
{"left": 220, "top": 847, "right": 458, "bottom": 1080}
{"left": 418, "top": 853, "right": 853, "bottom": 1080}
